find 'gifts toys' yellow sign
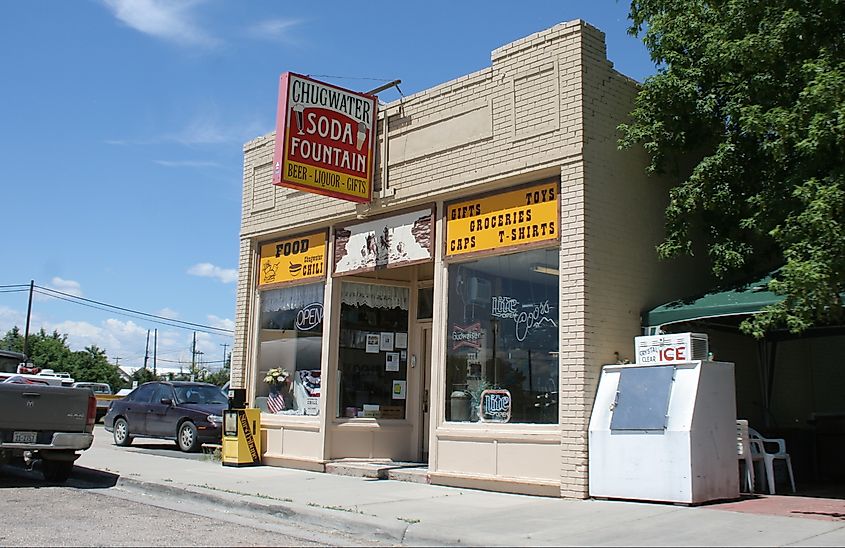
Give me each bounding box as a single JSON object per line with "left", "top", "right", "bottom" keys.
{"left": 446, "top": 181, "right": 559, "bottom": 257}
{"left": 259, "top": 231, "right": 327, "bottom": 286}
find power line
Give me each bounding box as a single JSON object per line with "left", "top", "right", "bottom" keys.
{"left": 0, "top": 284, "right": 30, "bottom": 289}
{"left": 32, "top": 285, "right": 233, "bottom": 336}
{"left": 0, "top": 289, "right": 29, "bottom": 294}
{"left": 31, "top": 289, "right": 229, "bottom": 337}
{"left": 154, "top": 357, "right": 227, "bottom": 364}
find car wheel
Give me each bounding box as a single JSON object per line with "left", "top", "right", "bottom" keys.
{"left": 177, "top": 421, "right": 200, "bottom": 452}
{"left": 113, "top": 417, "right": 133, "bottom": 447}
{"left": 41, "top": 459, "right": 73, "bottom": 483}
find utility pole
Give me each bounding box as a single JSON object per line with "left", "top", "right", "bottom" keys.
{"left": 113, "top": 356, "right": 122, "bottom": 367}
{"left": 143, "top": 329, "right": 150, "bottom": 370}
{"left": 191, "top": 331, "right": 197, "bottom": 371}
{"left": 153, "top": 329, "right": 158, "bottom": 376}
{"left": 220, "top": 343, "right": 229, "bottom": 370}
{"left": 23, "top": 280, "right": 34, "bottom": 358}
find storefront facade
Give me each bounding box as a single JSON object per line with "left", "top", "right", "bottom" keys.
{"left": 233, "top": 20, "right": 710, "bottom": 498}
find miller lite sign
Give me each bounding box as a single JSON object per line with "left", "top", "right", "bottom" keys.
{"left": 634, "top": 333, "right": 709, "bottom": 366}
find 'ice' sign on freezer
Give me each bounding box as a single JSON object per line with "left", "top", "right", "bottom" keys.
{"left": 634, "top": 333, "right": 709, "bottom": 366}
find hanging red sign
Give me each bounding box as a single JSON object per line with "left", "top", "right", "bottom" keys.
{"left": 272, "top": 73, "right": 377, "bottom": 203}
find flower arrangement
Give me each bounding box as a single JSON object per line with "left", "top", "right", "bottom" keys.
{"left": 263, "top": 367, "right": 290, "bottom": 386}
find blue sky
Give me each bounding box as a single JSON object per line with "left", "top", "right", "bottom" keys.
{"left": 0, "top": 0, "right": 655, "bottom": 374}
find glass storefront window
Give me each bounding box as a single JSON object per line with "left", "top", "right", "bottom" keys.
{"left": 445, "top": 248, "right": 559, "bottom": 424}
{"left": 256, "top": 283, "right": 324, "bottom": 416}
{"left": 417, "top": 287, "right": 434, "bottom": 320}
{"left": 338, "top": 282, "right": 409, "bottom": 419}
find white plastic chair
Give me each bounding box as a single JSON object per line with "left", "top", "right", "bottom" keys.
{"left": 749, "top": 427, "right": 796, "bottom": 494}
{"left": 736, "top": 420, "right": 757, "bottom": 493}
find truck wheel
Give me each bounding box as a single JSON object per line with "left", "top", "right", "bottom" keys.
{"left": 177, "top": 421, "right": 200, "bottom": 452}
{"left": 113, "top": 418, "right": 133, "bottom": 446}
{"left": 42, "top": 459, "right": 73, "bottom": 483}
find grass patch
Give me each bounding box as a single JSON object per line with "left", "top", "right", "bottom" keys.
{"left": 201, "top": 446, "right": 222, "bottom": 462}
{"left": 189, "top": 483, "right": 293, "bottom": 503}
{"left": 397, "top": 517, "right": 420, "bottom": 524}
{"left": 307, "top": 502, "right": 366, "bottom": 515}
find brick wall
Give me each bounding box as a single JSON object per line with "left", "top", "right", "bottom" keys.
{"left": 235, "top": 20, "right": 594, "bottom": 385}
{"left": 566, "top": 25, "right": 713, "bottom": 498}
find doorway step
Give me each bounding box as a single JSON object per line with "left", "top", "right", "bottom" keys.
{"left": 325, "top": 459, "right": 429, "bottom": 484}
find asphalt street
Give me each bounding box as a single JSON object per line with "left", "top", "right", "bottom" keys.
{"left": 0, "top": 467, "right": 380, "bottom": 547}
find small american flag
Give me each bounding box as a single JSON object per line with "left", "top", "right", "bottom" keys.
{"left": 267, "top": 391, "right": 286, "bottom": 414}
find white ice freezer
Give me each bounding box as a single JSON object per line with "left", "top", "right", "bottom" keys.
{"left": 588, "top": 360, "right": 739, "bottom": 504}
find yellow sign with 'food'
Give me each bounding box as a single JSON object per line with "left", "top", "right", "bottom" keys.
{"left": 258, "top": 231, "right": 327, "bottom": 286}
{"left": 446, "top": 181, "right": 559, "bottom": 257}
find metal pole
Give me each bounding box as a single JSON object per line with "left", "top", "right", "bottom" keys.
{"left": 23, "top": 280, "right": 34, "bottom": 358}
{"left": 153, "top": 329, "right": 157, "bottom": 376}
{"left": 143, "top": 330, "right": 150, "bottom": 370}
{"left": 365, "top": 79, "right": 401, "bottom": 95}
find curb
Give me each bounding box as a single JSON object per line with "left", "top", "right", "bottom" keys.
{"left": 69, "top": 464, "right": 463, "bottom": 546}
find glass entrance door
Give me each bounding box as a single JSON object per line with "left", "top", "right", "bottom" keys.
{"left": 418, "top": 322, "right": 432, "bottom": 460}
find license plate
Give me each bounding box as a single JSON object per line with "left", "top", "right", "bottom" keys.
{"left": 13, "top": 431, "right": 37, "bottom": 444}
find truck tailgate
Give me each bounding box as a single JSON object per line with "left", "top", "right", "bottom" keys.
{"left": 0, "top": 384, "right": 89, "bottom": 433}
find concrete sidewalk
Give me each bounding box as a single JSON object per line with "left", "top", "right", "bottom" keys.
{"left": 72, "top": 428, "right": 845, "bottom": 547}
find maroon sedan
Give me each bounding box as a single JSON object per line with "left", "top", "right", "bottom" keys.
{"left": 104, "top": 381, "right": 226, "bottom": 452}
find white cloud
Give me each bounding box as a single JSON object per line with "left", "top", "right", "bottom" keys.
{"left": 104, "top": 109, "right": 271, "bottom": 148}
{"left": 34, "top": 277, "right": 84, "bottom": 302}
{"left": 206, "top": 315, "right": 234, "bottom": 331}
{"left": 247, "top": 18, "right": 301, "bottom": 42}
{"left": 101, "top": 0, "right": 218, "bottom": 47}
{"left": 0, "top": 305, "right": 25, "bottom": 333}
{"left": 47, "top": 317, "right": 231, "bottom": 373}
{"left": 47, "top": 277, "right": 83, "bottom": 297}
{"left": 0, "top": 302, "right": 232, "bottom": 375}
{"left": 187, "top": 263, "right": 238, "bottom": 284}
{"left": 156, "top": 307, "right": 180, "bottom": 319}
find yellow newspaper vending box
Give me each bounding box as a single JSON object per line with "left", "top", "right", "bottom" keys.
{"left": 222, "top": 389, "right": 261, "bottom": 467}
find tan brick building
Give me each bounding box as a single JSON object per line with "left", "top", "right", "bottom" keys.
{"left": 233, "top": 20, "right": 707, "bottom": 498}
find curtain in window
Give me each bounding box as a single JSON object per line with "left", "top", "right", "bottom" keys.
{"left": 261, "top": 284, "right": 324, "bottom": 312}
{"left": 341, "top": 282, "right": 408, "bottom": 310}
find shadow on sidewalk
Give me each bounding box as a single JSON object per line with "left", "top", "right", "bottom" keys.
{"left": 1, "top": 462, "right": 119, "bottom": 490}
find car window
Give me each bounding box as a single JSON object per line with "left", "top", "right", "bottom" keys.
{"left": 174, "top": 385, "right": 227, "bottom": 405}
{"left": 131, "top": 384, "right": 157, "bottom": 403}
{"left": 154, "top": 384, "right": 174, "bottom": 403}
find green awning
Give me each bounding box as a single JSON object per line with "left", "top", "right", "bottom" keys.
{"left": 643, "top": 273, "right": 782, "bottom": 329}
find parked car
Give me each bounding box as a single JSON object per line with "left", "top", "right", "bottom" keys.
{"left": 0, "top": 383, "right": 96, "bottom": 482}
{"left": 103, "top": 381, "right": 226, "bottom": 452}
{"left": 1, "top": 374, "right": 50, "bottom": 385}
{"left": 72, "top": 382, "right": 122, "bottom": 422}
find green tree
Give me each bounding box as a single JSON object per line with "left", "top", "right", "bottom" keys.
{"left": 0, "top": 326, "right": 23, "bottom": 351}
{"left": 620, "top": 0, "right": 845, "bottom": 335}
{"left": 67, "top": 345, "right": 127, "bottom": 391}
{"left": 206, "top": 358, "right": 231, "bottom": 387}
{"left": 1, "top": 328, "right": 126, "bottom": 390}
{"left": 132, "top": 367, "right": 159, "bottom": 385}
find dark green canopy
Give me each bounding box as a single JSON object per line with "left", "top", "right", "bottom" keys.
{"left": 643, "top": 273, "right": 781, "bottom": 330}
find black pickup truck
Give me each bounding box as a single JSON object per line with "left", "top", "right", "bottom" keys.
{"left": 0, "top": 351, "right": 96, "bottom": 482}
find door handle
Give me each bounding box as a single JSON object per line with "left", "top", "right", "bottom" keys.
{"left": 22, "top": 392, "right": 41, "bottom": 398}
